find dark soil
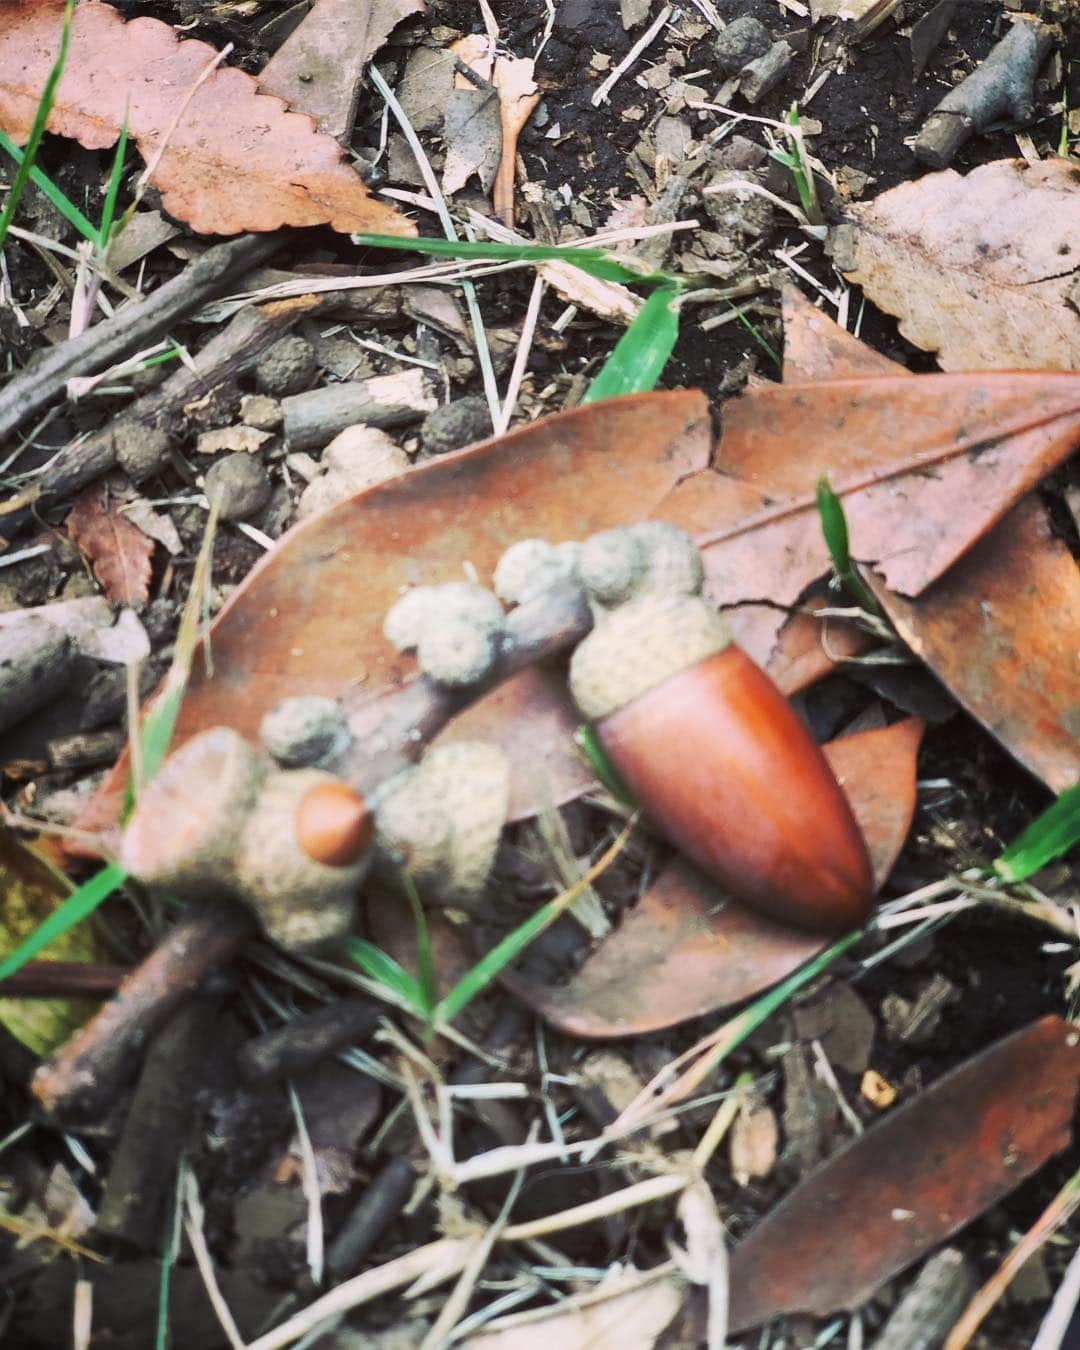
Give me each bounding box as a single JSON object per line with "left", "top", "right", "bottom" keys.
{"left": 1, "top": 0, "right": 1078, "bottom": 1346}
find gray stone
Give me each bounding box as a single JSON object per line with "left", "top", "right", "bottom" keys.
{"left": 204, "top": 454, "right": 272, "bottom": 521}
{"left": 113, "top": 423, "right": 173, "bottom": 482}
{"left": 419, "top": 395, "right": 492, "bottom": 456}
{"left": 255, "top": 335, "right": 319, "bottom": 398}
{"left": 713, "top": 15, "right": 772, "bottom": 74}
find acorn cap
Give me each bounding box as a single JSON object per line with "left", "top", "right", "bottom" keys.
{"left": 235, "top": 768, "right": 371, "bottom": 952}
{"left": 373, "top": 741, "right": 510, "bottom": 907}
{"left": 569, "top": 593, "right": 732, "bottom": 720}
{"left": 120, "top": 726, "right": 265, "bottom": 899}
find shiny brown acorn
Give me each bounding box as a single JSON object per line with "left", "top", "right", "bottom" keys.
{"left": 295, "top": 781, "right": 374, "bottom": 867}
{"left": 570, "top": 593, "right": 873, "bottom": 933}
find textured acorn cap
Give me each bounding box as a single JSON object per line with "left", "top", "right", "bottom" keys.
{"left": 494, "top": 539, "right": 581, "bottom": 606}
{"left": 569, "top": 593, "right": 732, "bottom": 720}
{"left": 120, "top": 726, "right": 265, "bottom": 899}
{"left": 373, "top": 742, "right": 510, "bottom": 907}
{"left": 235, "top": 768, "right": 370, "bottom": 951}
{"left": 631, "top": 521, "right": 705, "bottom": 597}
{"left": 578, "top": 528, "right": 647, "bottom": 607}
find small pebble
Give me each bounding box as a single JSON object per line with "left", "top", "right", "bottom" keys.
{"left": 114, "top": 423, "right": 173, "bottom": 482}
{"left": 240, "top": 394, "right": 284, "bottom": 431}
{"left": 255, "top": 336, "right": 319, "bottom": 398}
{"left": 261, "top": 695, "right": 351, "bottom": 768}
{"left": 741, "top": 41, "right": 794, "bottom": 104}
{"left": 713, "top": 14, "right": 772, "bottom": 74}
{"left": 204, "top": 454, "right": 272, "bottom": 521}
{"left": 420, "top": 395, "right": 492, "bottom": 456}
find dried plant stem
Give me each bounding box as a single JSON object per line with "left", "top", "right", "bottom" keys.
{"left": 945, "top": 1163, "right": 1080, "bottom": 1350}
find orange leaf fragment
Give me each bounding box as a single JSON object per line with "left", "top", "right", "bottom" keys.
{"left": 0, "top": 0, "right": 415, "bottom": 237}
{"left": 66, "top": 487, "right": 154, "bottom": 608}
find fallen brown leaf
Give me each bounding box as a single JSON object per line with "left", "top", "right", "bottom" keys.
{"left": 727, "top": 1015, "right": 1080, "bottom": 1330}
{"left": 833, "top": 158, "right": 1080, "bottom": 370}
{"left": 0, "top": 0, "right": 414, "bottom": 236}
{"left": 503, "top": 718, "right": 924, "bottom": 1038}
{"left": 781, "top": 288, "right": 1080, "bottom": 794}
{"left": 66, "top": 486, "right": 154, "bottom": 609}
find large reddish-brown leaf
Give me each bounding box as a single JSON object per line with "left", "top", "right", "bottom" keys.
{"left": 780, "top": 289, "right": 1080, "bottom": 794}
{"left": 658, "top": 367, "right": 1080, "bottom": 668}
{"left": 727, "top": 1015, "right": 1080, "bottom": 1330}
{"left": 66, "top": 487, "right": 154, "bottom": 608}
{"left": 504, "top": 718, "right": 924, "bottom": 1038}
{"left": 79, "top": 392, "right": 712, "bottom": 832}
{"left": 0, "top": 0, "right": 414, "bottom": 236}
{"left": 874, "top": 496, "right": 1080, "bottom": 794}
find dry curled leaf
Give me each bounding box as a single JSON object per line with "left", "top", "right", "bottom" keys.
{"left": 833, "top": 158, "right": 1080, "bottom": 370}
{"left": 0, "top": 0, "right": 414, "bottom": 236}
{"left": 66, "top": 487, "right": 154, "bottom": 608}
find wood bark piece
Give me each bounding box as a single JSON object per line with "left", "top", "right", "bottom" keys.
{"left": 236, "top": 996, "right": 381, "bottom": 1083}
{"left": 281, "top": 369, "right": 437, "bottom": 450}
{"left": 96, "top": 992, "right": 222, "bottom": 1249}
{"left": 258, "top": 0, "right": 424, "bottom": 142}
{"left": 727, "top": 1015, "right": 1080, "bottom": 1330}
{"left": 869, "top": 1247, "right": 976, "bottom": 1350}
{"left": 834, "top": 158, "right": 1080, "bottom": 371}
{"left": 914, "top": 21, "right": 1055, "bottom": 168}
{"left": 504, "top": 718, "right": 924, "bottom": 1038}
{"left": 0, "top": 616, "right": 75, "bottom": 734}
{"left": 0, "top": 232, "right": 282, "bottom": 448}
{"left": 31, "top": 904, "right": 253, "bottom": 1120}
{"left": 0, "top": 0, "right": 415, "bottom": 236}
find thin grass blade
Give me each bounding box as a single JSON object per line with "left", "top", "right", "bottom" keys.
{"left": 815, "top": 474, "right": 881, "bottom": 615}
{"left": 0, "top": 0, "right": 77, "bottom": 250}
{"left": 0, "top": 860, "right": 128, "bottom": 983}
{"left": 340, "top": 936, "right": 426, "bottom": 1015}
{"left": 582, "top": 283, "right": 683, "bottom": 405}
{"left": 0, "top": 132, "right": 98, "bottom": 245}
{"left": 353, "top": 232, "right": 675, "bottom": 287}
{"left": 98, "top": 116, "right": 129, "bottom": 250}
{"left": 995, "top": 778, "right": 1080, "bottom": 883}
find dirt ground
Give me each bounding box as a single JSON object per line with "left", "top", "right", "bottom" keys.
{"left": 1, "top": 0, "right": 1079, "bottom": 1346}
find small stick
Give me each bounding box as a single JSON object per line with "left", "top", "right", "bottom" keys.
{"left": 0, "top": 961, "right": 127, "bottom": 998}
{"left": 0, "top": 232, "right": 283, "bottom": 445}
{"left": 95, "top": 992, "right": 223, "bottom": 1249}
{"left": 31, "top": 904, "right": 252, "bottom": 1119}
{"left": 236, "top": 996, "right": 381, "bottom": 1084}
{"left": 0, "top": 291, "right": 318, "bottom": 545}
{"left": 592, "top": 5, "right": 672, "bottom": 107}
{"left": 914, "top": 20, "right": 1055, "bottom": 169}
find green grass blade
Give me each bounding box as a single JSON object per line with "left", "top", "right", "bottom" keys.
{"left": 994, "top": 778, "right": 1080, "bottom": 883}
{"left": 815, "top": 474, "right": 882, "bottom": 616}
{"left": 401, "top": 872, "right": 437, "bottom": 1022}
{"left": 98, "top": 116, "right": 128, "bottom": 249}
{"left": 574, "top": 724, "right": 636, "bottom": 805}
{"left": 434, "top": 820, "right": 634, "bottom": 1025}
{"left": 582, "top": 283, "right": 683, "bottom": 405}
{"left": 726, "top": 301, "right": 781, "bottom": 368}
{"left": 0, "top": 0, "right": 77, "bottom": 250}
{"left": 0, "top": 131, "right": 98, "bottom": 245}
{"left": 352, "top": 232, "right": 675, "bottom": 288}
{"left": 340, "top": 936, "right": 426, "bottom": 1015}
{"left": 0, "top": 861, "right": 128, "bottom": 982}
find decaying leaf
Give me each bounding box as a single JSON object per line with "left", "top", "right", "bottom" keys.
{"left": 503, "top": 718, "right": 925, "bottom": 1038}
{"left": 833, "top": 158, "right": 1080, "bottom": 371}
{"left": 66, "top": 486, "right": 155, "bottom": 609}
{"left": 874, "top": 496, "right": 1080, "bottom": 794}
{"left": 780, "top": 287, "right": 1080, "bottom": 794}
{"left": 258, "top": 0, "right": 426, "bottom": 141}
{"left": 727, "top": 1015, "right": 1080, "bottom": 1330}
{"left": 0, "top": 831, "right": 114, "bottom": 1056}
{"left": 0, "top": 0, "right": 414, "bottom": 236}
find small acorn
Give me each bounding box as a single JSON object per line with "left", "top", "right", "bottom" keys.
{"left": 568, "top": 536, "right": 873, "bottom": 934}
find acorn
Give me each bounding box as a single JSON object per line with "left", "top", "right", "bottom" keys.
{"left": 569, "top": 586, "right": 873, "bottom": 934}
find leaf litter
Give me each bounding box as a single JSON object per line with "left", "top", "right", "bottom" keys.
{"left": 2, "top": 0, "right": 1080, "bottom": 1344}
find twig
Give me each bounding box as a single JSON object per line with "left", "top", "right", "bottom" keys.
{"left": 592, "top": 6, "right": 673, "bottom": 107}
{"left": 30, "top": 904, "right": 253, "bottom": 1119}
{"left": 0, "top": 231, "right": 283, "bottom": 446}
{"left": 0, "top": 961, "right": 127, "bottom": 997}
{"left": 914, "top": 19, "right": 1056, "bottom": 169}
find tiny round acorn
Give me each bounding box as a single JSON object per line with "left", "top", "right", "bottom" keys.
{"left": 296, "top": 781, "right": 374, "bottom": 866}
